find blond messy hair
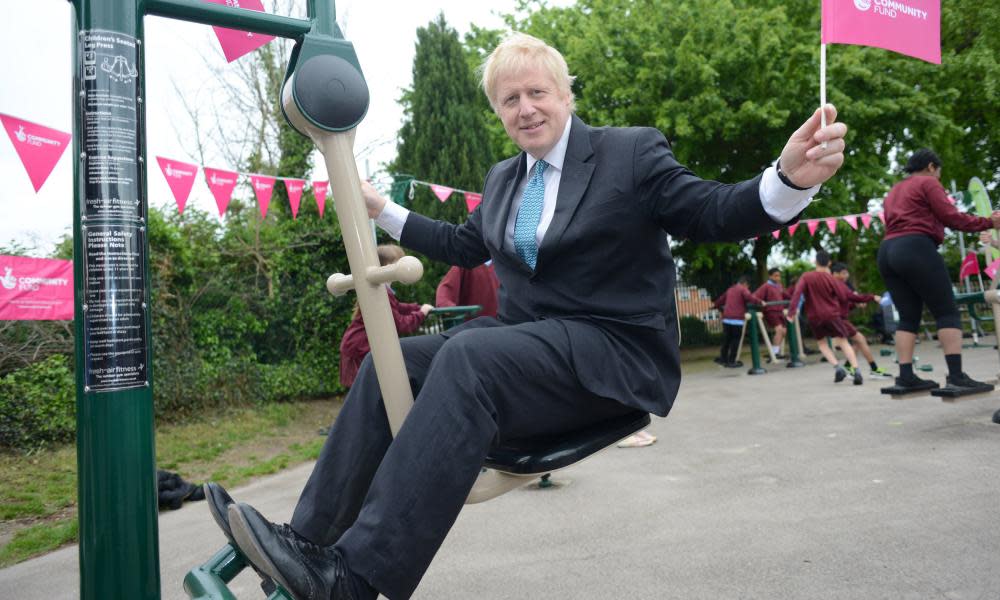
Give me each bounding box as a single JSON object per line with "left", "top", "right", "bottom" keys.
{"left": 479, "top": 33, "right": 576, "bottom": 113}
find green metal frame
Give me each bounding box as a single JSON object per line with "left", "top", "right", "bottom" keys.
{"left": 745, "top": 301, "right": 803, "bottom": 372}
{"left": 69, "top": 0, "right": 345, "bottom": 598}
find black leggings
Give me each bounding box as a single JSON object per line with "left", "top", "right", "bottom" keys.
{"left": 877, "top": 234, "right": 961, "bottom": 333}
{"left": 720, "top": 323, "right": 743, "bottom": 363}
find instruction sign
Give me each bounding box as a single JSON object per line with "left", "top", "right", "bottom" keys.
{"left": 78, "top": 30, "right": 148, "bottom": 392}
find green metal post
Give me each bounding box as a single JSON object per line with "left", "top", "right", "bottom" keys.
{"left": 785, "top": 312, "right": 805, "bottom": 368}
{"left": 747, "top": 308, "right": 766, "bottom": 375}
{"left": 71, "top": 0, "right": 159, "bottom": 598}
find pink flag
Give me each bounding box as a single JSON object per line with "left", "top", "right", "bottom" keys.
{"left": 825, "top": 218, "right": 838, "bottom": 233}
{"left": 204, "top": 0, "right": 275, "bottom": 63}
{"left": 877, "top": 212, "right": 886, "bottom": 225}
{"left": 788, "top": 223, "right": 799, "bottom": 237}
{"left": 861, "top": 213, "right": 873, "bottom": 229}
{"left": 430, "top": 184, "right": 453, "bottom": 202}
{"left": 283, "top": 178, "right": 305, "bottom": 219}
{"left": 986, "top": 258, "right": 1000, "bottom": 281}
{"left": 204, "top": 167, "right": 239, "bottom": 216}
{"left": 464, "top": 192, "right": 482, "bottom": 213}
{"left": 313, "top": 181, "right": 328, "bottom": 217}
{"left": 249, "top": 174, "right": 276, "bottom": 218}
{"left": 771, "top": 230, "right": 781, "bottom": 240}
{"left": 1, "top": 113, "right": 71, "bottom": 192}
{"left": 807, "top": 220, "right": 820, "bottom": 236}
{"left": 959, "top": 252, "right": 980, "bottom": 279}
{"left": 0, "top": 255, "right": 73, "bottom": 320}
{"left": 821, "top": 0, "right": 940, "bottom": 64}
{"left": 156, "top": 156, "right": 199, "bottom": 214}
{"left": 844, "top": 214, "right": 859, "bottom": 230}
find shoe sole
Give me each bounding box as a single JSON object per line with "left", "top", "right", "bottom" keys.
{"left": 204, "top": 484, "right": 233, "bottom": 542}
{"left": 228, "top": 504, "right": 300, "bottom": 600}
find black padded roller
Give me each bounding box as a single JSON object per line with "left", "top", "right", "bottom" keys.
{"left": 293, "top": 54, "right": 369, "bottom": 131}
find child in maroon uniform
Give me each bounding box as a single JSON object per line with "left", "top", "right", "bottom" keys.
{"left": 830, "top": 262, "right": 889, "bottom": 378}
{"left": 713, "top": 276, "right": 763, "bottom": 368}
{"left": 339, "top": 245, "right": 433, "bottom": 388}
{"left": 788, "top": 251, "right": 863, "bottom": 384}
{"left": 435, "top": 262, "right": 500, "bottom": 318}
{"left": 878, "top": 148, "right": 1000, "bottom": 393}
{"left": 754, "top": 268, "right": 790, "bottom": 358}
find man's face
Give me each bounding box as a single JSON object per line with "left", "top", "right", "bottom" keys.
{"left": 494, "top": 65, "right": 572, "bottom": 159}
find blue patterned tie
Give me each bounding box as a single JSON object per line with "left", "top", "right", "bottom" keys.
{"left": 513, "top": 160, "right": 548, "bottom": 269}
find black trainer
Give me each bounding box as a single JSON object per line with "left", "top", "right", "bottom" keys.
{"left": 993, "top": 408, "right": 1000, "bottom": 424}
{"left": 853, "top": 369, "right": 863, "bottom": 385}
{"left": 945, "top": 372, "right": 994, "bottom": 392}
{"left": 893, "top": 375, "right": 939, "bottom": 392}
{"left": 834, "top": 366, "right": 847, "bottom": 383}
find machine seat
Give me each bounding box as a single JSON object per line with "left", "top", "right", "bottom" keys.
{"left": 484, "top": 411, "right": 651, "bottom": 475}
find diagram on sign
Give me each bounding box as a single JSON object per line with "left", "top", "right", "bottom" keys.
{"left": 101, "top": 55, "right": 139, "bottom": 83}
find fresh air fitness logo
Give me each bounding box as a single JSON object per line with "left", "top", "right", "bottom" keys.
{"left": 854, "top": 0, "right": 930, "bottom": 20}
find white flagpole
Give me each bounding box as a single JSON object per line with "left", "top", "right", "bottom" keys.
{"left": 820, "top": 42, "right": 828, "bottom": 149}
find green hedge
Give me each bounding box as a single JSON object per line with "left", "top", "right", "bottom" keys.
{"left": 0, "top": 355, "right": 75, "bottom": 449}
{"left": 679, "top": 316, "right": 722, "bottom": 347}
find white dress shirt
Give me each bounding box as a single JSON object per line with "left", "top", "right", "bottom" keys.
{"left": 375, "top": 115, "right": 818, "bottom": 242}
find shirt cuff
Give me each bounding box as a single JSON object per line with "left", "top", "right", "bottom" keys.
{"left": 759, "top": 165, "right": 820, "bottom": 223}
{"left": 375, "top": 200, "right": 410, "bottom": 240}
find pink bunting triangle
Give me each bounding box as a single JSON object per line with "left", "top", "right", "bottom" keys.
{"left": 283, "top": 178, "right": 305, "bottom": 219}
{"left": 825, "top": 218, "right": 838, "bottom": 233}
{"left": 860, "top": 214, "right": 872, "bottom": 229}
{"left": 249, "top": 174, "right": 276, "bottom": 219}
{"left": 877, "top": 212, "right": 886, "bottom": 225}
{"left": 844, "top": 215, "right": 858, "bottom": 230}
{"left": 464, "top": 192, "right": 482, "bottom": 213}
{"left": 1, "top": 113, "right": 71, "bottom": 192}
{"left": 430, "top": 184, "right": 453, "bottom": 202}
{"left": 203, "top": 167, "right": 239, "bottom": 217}
{"left": 205, "top": 0, "right": 275, "bottom": 63}
{"left": 807, "top": 220, "right": 819, "bottom": 236}
{"left": 156, "top": 156, "right": 199, "bottom": 215}
{"left": 771, "top": 230, "right": 781, "bottom": 240}
{"left": 986, "top": 258, "right": 1000, "bottom": 281}
{"left": 313, "top": 181, "right": 328, "bottom": 217}
{"left": 787, "top": 223, "right": 799, "bottom": 237}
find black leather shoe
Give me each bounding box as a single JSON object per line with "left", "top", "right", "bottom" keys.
{"left": 229, "top": 503, "right": 360, "bottom": 600}
{"left": 204, "top": 483, "right": 276, "bottom": 595}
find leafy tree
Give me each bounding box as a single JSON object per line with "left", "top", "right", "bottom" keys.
{"left": 469, "top": 0, "right": 998, "bottom": 292}
{"left": 390, "top": 13, "right": 496, "bottom": 302}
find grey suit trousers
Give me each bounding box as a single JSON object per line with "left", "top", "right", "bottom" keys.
{"left": 290, "top": 317, "right": 636, "bottom": 599}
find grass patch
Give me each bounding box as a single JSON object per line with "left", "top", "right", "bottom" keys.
{"left": 0, "top": 398, "right": 340, "bottom": 567}
{"left": 0, "top": 519, "right": 78, "bottom": 567}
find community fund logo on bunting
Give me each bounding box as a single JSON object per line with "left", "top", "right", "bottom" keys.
{"left": 1, "top": 113, "right": 72, "bottom": 192}
{"left": 0, "top": 256, "right": 74, "bottom": 320}
{"left": 823, "top": 0, "right": 940, "bottom": 63}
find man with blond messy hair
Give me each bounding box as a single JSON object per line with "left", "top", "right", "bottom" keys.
{"left": 214, "top": 32, "right": 849, "bottom": 599}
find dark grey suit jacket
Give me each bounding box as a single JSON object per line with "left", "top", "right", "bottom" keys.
{"left": 401, "top": 115, "right": 789, "bottom": 417}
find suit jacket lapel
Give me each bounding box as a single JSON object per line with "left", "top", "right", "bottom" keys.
{"left": 537, "top": 115, "right": 595, "bottom": 265}
{"left": 486, "top": 153, "right": 526, "bottom": 261}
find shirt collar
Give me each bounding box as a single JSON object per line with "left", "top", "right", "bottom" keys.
{"left": 525, "top": 114, "right": 572, "bottom": 175}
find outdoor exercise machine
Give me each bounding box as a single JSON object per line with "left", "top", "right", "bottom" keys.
{"left": 733, "top": 301, "right": 805, "bottom": 375}
{"left": 66, "top": 1, "right": 648, "bottom": 598}
{"left": 880, "top": 289, "right": 1000, "bottom": 400}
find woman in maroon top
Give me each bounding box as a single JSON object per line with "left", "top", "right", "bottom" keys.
{"left": 339, "top": 245, "right": 433, "bottom": 388}
{"left": 877, "top": 149, "right": 1000, "bottom": 392}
